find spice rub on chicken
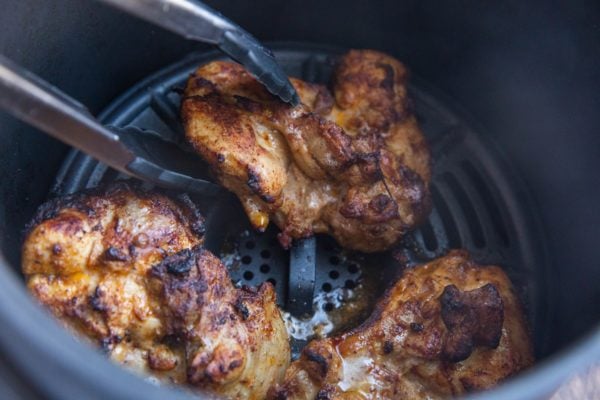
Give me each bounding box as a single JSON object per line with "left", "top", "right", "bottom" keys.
{"left": 182, "top": 49, "right": 431, "bottom": 252}
{"left": 268, "top": 250, "right": 533, "bottom": 399}
{"left": 149, "top": 246, "right": 290, "bottom": 399}
{"left": 22, "top": 183, "right": 289, "bottom": 399}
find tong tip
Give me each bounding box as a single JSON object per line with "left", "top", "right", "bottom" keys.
{"left": 220, "top": 30, "right": 300, "bottom": 107}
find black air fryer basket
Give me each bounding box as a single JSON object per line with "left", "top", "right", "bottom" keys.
{"left": 0, "top": 1, "right": 599, "bottom": 399}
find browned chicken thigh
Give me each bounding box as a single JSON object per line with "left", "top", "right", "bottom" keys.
{"left": 182, "top": 50, "right": 431, "bottom": 252}
{"left": 21, "top": 183, "right": 289, "bottom": 399}
{"left": 268, "top": 250, "right": 533, "bottom": 399}
{"left": 150, "top": 245, "right": 290, "bottom": 399}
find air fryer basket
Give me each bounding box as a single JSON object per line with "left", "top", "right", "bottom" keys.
{"left": 0, "top": 1, "right": 599, "bottom": 400}
{"left": 52, "top": 45, "right": 551, "bottom": 360}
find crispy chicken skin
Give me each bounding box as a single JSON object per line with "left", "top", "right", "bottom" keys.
{"left": 150, "top": 246, "right": 290, "bottom": 399}
{"left": 22, "top": 183, "right": 204, "bottom": 384}
{"left": 268, "top": 250, "right": 533, "bottom": 399}
{"left": 182, "top": 50, "right": 431, "bottom": 252}
{"left": 22, "top": 183, "right": 290, "bottom": 399}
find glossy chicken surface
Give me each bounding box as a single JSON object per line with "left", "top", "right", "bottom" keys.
{"left": 22, "top": 183, "right": 289, "bottom": 399}
{"left": 268, "top": 250, "right": 534, "bottom": 399}
{"left": 182, "top": 50, "right": 431, "bottom": 252}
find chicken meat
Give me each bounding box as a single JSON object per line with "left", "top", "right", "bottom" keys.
{"left": 149, "top": 245, "right": 290, "bottom": 399}
{"left": 22, "top": 183, "right": 290, "bottom": 399}
{"left": 182, "top": 50, "right": 431, "bottom": 252}
{"left": 268, "top": 250, "right": 534, "bottom": 399}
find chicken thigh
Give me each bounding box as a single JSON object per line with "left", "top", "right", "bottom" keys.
{"left": 22, "top": 183, "right": 289, "bottom": 399}
{"left": 182, "top": 50, "right": 431, "bottom": 252}
{"left": 268, "top": 250, "right": 533, "bottom": 399}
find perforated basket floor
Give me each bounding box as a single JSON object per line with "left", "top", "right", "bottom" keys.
{"left": 52, "top": 44, "right": 550, "bottom": 358}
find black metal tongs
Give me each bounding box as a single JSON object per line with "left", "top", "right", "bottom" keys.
{"left": 100, "top": 0, "right": 300, "bottom": 105}
{"left": 0, "top": 0, "right": 315, "bottom": 318}
{"left": 0, "top": 0, "right": 299, "bottom": 193}
{"left": 0, "top": 55, "right": 222, "bottom": 194}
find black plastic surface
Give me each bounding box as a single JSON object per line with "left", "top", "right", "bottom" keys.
{"left": 287, "top": 238, "right": 317, "bottom": 317}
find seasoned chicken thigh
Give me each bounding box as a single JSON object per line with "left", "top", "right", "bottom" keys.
{"left": 182, "top": 50, "right": 431, "bottom": 252}
{"left": 22, "top": 183, "right": 204, "bottom": 384}
{"left": 22, "top": 183, "right": 289, "bottom": 399}
{"left": 150, "top": 246, "right": 290, "bottom": 399}
{"left": 268, "top": 250, "right": 533, "bottom": 399}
